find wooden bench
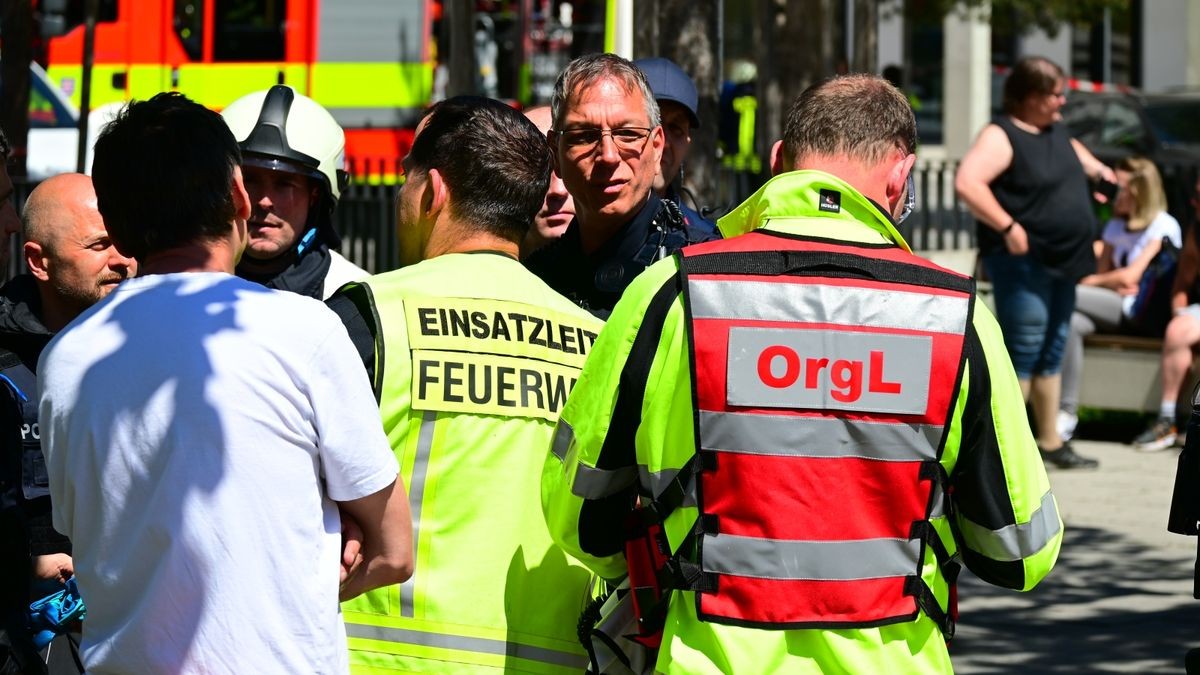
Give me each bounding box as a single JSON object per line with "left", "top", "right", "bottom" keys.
{"left": 1076, "top": 332, "right": 1200, "bottom": 417}
{"left": 1078, "top": 334, "right": 1165, "bottom": 413}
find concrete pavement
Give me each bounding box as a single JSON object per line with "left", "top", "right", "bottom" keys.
{"left": 951, "top": 439, "right": 1199, "bottom": 673}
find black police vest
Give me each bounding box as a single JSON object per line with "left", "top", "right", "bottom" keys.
{"left": 0, "top": 350, "right": 46, "bottom": 501}
{"left": 594, "top": 198, "right": 701, "bottom": 294}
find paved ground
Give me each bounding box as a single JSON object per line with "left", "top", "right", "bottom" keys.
{"left": 951, "top": 438, "right": 1198, "bottom": 673}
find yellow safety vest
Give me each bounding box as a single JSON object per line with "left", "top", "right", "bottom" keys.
{"left": 342, "top": 253, "right": 602, "bottom": 673}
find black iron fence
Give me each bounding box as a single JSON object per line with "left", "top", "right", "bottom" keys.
{"left": 9, "top": 157, "right": 1199, "bottom": 279}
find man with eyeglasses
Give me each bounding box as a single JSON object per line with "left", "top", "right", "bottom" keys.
{"left": 525, "top": 53, "right": 717, "bottom": 318}
{"left": 543, "top": 74, "right": 1059, "bottom": 673}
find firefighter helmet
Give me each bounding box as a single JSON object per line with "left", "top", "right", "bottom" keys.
{"left": 221, "top": 85, "right": 349, "bottom": 247}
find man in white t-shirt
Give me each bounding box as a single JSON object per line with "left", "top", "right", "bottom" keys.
{"left": 37, "top": 92, "right": 413, "bottom": 674}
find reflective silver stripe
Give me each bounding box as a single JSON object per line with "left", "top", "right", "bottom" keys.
{"left": 703, "top": 533, "right": 921, "bottom": 581}
{"left": 551, "top": 420, "right": 574, "bottom": 461}
{"left": 399, "top": 411, "right": 437, "bottom": 617}
{"left": 345, "top": 622, "right": 589, "bottom": 669}
{"left": 571, "top": 463, "right": 637, "bottom": 499}
{"left": 689, "top": 278, "right": 969, "bottom": 334}
{"left": 699, "top": 411, "right": 942, "bottom": 462}
{"left": 638, "top": 466, "right": 698, "bottom": 509}
{"left": 929, "top": 488, "right": 946, "bottom": 520}
{"left": 958, "top": 490, "right": 1061, "bottom": 562}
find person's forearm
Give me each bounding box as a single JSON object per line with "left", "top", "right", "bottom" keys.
{"left": 1082, "top": 267, "right": 1135, "bottom": 291}
{"left": 339, "top": 552, "right": 412, "bottom": 601}
{"left": 336, "top": 480, "right": 414, "bottom": 602}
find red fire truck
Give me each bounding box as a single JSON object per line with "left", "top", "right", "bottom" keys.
{"left": 36, "top": 0, "right": 616, "bottom": 178}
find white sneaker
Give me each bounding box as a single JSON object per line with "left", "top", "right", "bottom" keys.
{"left": 1057, "top": 410, "right": 1078, "bottom": 442}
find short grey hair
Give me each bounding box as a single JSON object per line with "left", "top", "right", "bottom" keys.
{"left": 550, "top": 53, "right": 661, "bottom": 131}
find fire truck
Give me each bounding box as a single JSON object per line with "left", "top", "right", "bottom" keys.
{"left": 35, "top": 0, "right": 619, "bottom": 178}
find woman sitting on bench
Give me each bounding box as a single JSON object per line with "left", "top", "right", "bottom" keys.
{"left": 1059, "top": 157, "right": 1181, "bottom": 447}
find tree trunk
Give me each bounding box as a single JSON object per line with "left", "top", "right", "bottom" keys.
{"left": 756, "top": 0, "right": 832, "bottom": 172}
{"left": 632, "top": 0, "right": 720, "bottom": 214}
{"left": 851, "top": 0, "right": 879, "bottom": 73}
{"left": 1, "top": 0, "right": 34, "bottom": 177}
{"left": 445, "top": 1, "right": 476, "bottom": 97}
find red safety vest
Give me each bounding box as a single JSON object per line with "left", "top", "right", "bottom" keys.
{"left": 675, "top": 229, "right": 973, "bottom": 631}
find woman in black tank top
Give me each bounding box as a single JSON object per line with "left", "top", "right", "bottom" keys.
{"left": 956, "top": 56, "right": 1116, "bottom": 470}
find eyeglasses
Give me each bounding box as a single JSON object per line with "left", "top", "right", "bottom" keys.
{"left": 555, "top": 127, "right": 653, "bottom": 157}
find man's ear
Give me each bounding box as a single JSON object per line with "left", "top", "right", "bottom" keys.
{"left": 770, "top": 140, "right": 786, "bottom": 176}
{"left": 231, "top": 167, "right": 252, "bottom": 222}
{"left": 886, "top": 153, "right": 918, "bottom": 208}
{"left": 24, "top": 241, "right": 49, "bottom": 283}
{"left": 425, "top": 168, "right": 449, "bottom": 218}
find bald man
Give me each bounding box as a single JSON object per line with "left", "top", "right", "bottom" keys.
{"left": 520, "top": 105, "right": 575, "bottom": 258}
{"left": 19, "top": 174, "right": 137, "bottom": 331}
{"left": 0, "top": 174, "right": 134, "bottom": 669}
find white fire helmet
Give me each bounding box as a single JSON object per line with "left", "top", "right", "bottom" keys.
{"left": 221, "top": 85, "right": 349, "bottom": 245}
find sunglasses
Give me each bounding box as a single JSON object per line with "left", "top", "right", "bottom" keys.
{"left": 897, "top": 173, "right": 917, "bottom": 224}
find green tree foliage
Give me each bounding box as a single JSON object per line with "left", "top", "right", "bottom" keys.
{"left": 901, "top": 0, "right": 1129, "bottom": 36}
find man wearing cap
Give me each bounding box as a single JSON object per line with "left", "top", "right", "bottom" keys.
{"left": 222, "top": 85, "right": 367, "bottom": 299}
{"left": 525, "top": 53, "right": 717, "bottom": 319}
{"left": 634, "top": 57, "right": 717, "bottom": 235}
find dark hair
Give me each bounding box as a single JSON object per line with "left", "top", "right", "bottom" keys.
{"left": 91, "top": 92, "right": 241, "bottom": 259}
{"left": 408, "top": 96, "right": 550, "bottom": 241}
{"left": 1003, "top": 56, "right": 1064, "bottom": 115}
{"left": 0, "top": 127, "right": 10, "bottom": 162}
{"left": 782, "top": 74, "right": 916, "bottom": 167}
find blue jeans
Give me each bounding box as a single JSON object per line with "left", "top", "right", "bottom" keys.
{"left": 984, "top": 254, "right": 1077, "bottom": 379}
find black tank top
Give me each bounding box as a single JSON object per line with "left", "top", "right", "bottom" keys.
{"left": 977, "top": 118, "right": 1097, "bottom": 281}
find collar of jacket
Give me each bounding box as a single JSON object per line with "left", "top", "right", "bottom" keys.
{"left": 716, "top": 170, "right": 911, "bottom": 252}
{"left": 237, "top": 240, "right": 332, "bottom": 299}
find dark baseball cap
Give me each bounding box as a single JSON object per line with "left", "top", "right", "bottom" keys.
{"left": 634, "top": 57, "right": 700, "bottom": 129}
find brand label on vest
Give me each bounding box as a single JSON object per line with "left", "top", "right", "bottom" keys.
{"left": 727, "top": 327, "right": 931, "bottom": 414}
{"left": 818, "top": 189, "right": 841, "bottom": 213}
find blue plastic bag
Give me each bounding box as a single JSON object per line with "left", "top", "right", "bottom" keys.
{"left": 27, "top": 578, "right": 86, "bottom": 651}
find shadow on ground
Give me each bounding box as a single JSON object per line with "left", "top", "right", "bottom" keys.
{"left": 951, "top": 525, "right": 1199, "bottom": 673}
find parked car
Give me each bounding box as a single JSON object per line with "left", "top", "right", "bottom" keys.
{"left": 1063, "top": 90, "right": 1200, "bottom": 163}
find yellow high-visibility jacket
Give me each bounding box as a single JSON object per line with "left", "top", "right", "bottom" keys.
{"left": 542, "top": 171, "right": 1062, "bottom": 674}
{"left": 342, "top": 252, "right": 603, "bottom": 673}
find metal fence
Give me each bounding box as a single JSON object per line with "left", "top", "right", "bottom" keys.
{"left": 333, "top": 159, "right": 989, "bottom": 276}
{"left": 10, "top": 157, "right": 1200, "bottom": 278}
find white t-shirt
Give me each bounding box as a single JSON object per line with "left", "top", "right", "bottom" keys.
{"left": 38, "top": 273, "right": 398, "bottom": 675}
{"left": 1101, "top": 210, "right": 1182, "bottom": 269}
